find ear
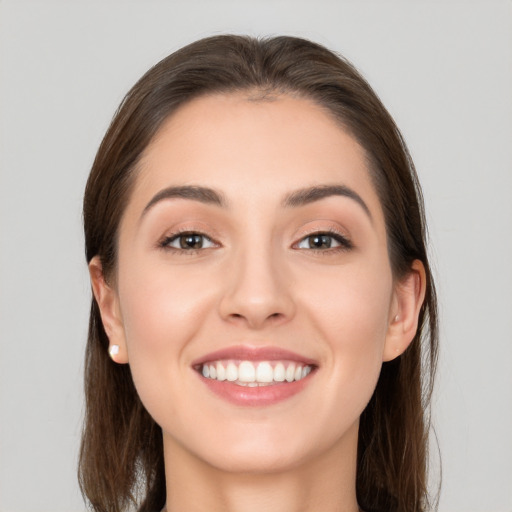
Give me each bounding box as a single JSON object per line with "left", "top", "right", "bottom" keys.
{"left": 89, "top": 256, "right": 129, "bottom": 364}
{"left": 383, "top": 260, "right": 426, "bottom": 362}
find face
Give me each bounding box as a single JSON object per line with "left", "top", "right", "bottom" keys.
{"left": 95, "top": 93, "right": 414, "bottom": 474}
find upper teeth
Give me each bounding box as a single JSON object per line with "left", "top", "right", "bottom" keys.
{"left": 201, "top": 360, "right": 312, "bottom": 386}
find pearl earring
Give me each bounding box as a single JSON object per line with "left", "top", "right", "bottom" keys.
{"left": 394, "top": 314, "right": 399, "bottom": 322}
{"left": 109, "top": 345, "right": 120, "bottom": 360}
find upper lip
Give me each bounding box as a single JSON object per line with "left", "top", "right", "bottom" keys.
{"left": 191, "top": 345, "right": 318, "bottom": 367}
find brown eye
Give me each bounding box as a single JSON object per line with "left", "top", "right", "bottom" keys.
{"left": 306, "top": 234, "right": 333, "bottom": 249}
{"left": 179, "top": 234, "right": 204, "bottom": 249}
{"left": 162, "top": 232, "right": 216, "bottom": 251}
{"left": 296, "top": 232, "right": 352, "bottom": 251}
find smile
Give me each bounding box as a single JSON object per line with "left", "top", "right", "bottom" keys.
{"left": 193, "top": 346, "right": 317, "bottom": 406}
{"left": 200, "top": 360, "right": 313, "bottom": 386}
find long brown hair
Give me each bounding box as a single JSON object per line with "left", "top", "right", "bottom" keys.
{"left": 81, "top": 35, "right": 439, "bottom": 512}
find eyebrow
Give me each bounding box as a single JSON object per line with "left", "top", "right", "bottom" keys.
{"left": 142, "top": 185, "right": 226, "bottom": 217}
{"left": 141, "top": 183, "right": 371, "bottom": 221}
{"left": 283, "top": 184, "right": 372, "bottom": 219}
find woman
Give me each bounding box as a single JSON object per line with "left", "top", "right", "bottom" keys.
{"left": 80, "top": 35, "right": 438, "bottom": 512}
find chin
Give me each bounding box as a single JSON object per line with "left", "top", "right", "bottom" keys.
{"left": 204, "top": 446, "right": 309, "bottom": 475}
{"left": 180, "top": 419, "right": 354, "bottom": 476}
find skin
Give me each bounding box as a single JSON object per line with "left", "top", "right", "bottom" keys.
{"left": 90, "top": 93, "right": 425, "bottom": 512}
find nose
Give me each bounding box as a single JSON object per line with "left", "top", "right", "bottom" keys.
{"left": 218, "top": 244, "right": 296, "bottom": 329}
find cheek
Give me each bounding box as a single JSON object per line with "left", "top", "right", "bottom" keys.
{"left": 116, "top": 259, "right": 217, "bottom": 414}
{"left": 118, "top": 252, "right": 219, "bottom": 339}
{"left": 303, "top": 258, "right": 393, "bottom": 398}
{"left": 306, "top": 256, "right": 392, "bottom": 343}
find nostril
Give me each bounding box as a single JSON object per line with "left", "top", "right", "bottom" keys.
{"left": 219, "top": 282, "right": 296, "bottom": 328}
{"left": 226, "top": 310, "right": 286, "bottom": 328}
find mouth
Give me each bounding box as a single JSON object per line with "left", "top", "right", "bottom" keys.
{"left": 196, "top": 360, "right": 313, "bottom": 386}
{"left": 192, "top": 346, "right": 317, "bottom": 406}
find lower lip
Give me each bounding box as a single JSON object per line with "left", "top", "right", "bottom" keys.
{"left": 199, "top": 373, "right": 314, "bottom": 406}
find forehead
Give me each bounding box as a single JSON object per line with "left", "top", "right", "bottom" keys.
{"left": 129, "top": 93, "right": 384, "bottom": 223}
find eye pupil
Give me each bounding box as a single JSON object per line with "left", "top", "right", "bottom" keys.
{"left": 309, "top": 235, "right": 332, "bottom": 249}
{"left": 180, "top": 234, "right": 203, "bottom": 249}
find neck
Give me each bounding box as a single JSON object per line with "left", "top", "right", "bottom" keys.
{"left": 162, "top": 422, "right": 360, "bottom": 512}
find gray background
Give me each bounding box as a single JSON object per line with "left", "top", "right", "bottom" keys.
{"left": 1, "top": 1, "right": 511, "bottom": 511}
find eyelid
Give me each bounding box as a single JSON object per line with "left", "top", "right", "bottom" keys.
{"left": 292, "top": 227, "right": 353, "bottom": 251}
{"left": 157, "top": 228, "right": 221, "bottom": 252}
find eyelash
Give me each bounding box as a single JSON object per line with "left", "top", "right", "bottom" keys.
{"left": 158, "top": 229, "right": 353, "bottom": 254}
{"left": 158, "top": 230, "right": 218, "bottom": 254}
{"left": 293, "top": 230, "right": 353, "bottom": 253}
